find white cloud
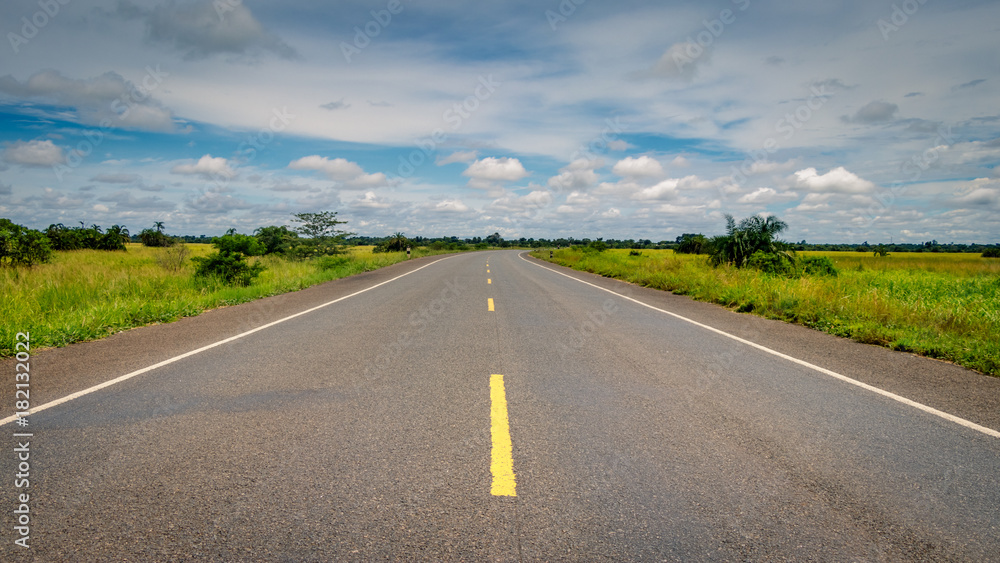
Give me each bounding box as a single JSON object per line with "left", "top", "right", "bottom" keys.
{"left": 430, "top": 199, "right": 471, "bottom": 213}
{"left": 287, "top": 155, "right": 389, "bottom": 188}
{"left": 487, "top": 190, "right": 553, "bottom": 215}
{"left": 463, "top": 157, "right": 529, "bottom": 182}
{"left": 547, "top": 158, "right": 601, "bottom": 191}
{"left": 792, "top": 167, "right": 875, "bottom": 194}
{"left": 3, "top": 140, "right": 66, "bottom": 167}
{"left": 608, "top": 140, "right": 633, "bottom": 151}
{"left": 0, "top": 71, "right": 175, "bottom": 131}
{"left": 126, "top": 1, "right": 297, "bottom": 60}
{"left": 171, "top": 154, "right": 237, "bottom": 179}
{"left": 670, "top": 156, "right": 690, "bottom": 167}
{"left": 351, "top": 191, "right": 392, "bottom": 209}
{"left": 648, "top": 42, "right": 710, "bottom": 80}
{"left": 843, "top": 100, "right": 899, "bottom": 124}
{"left": 633, "top": 179, "right": 679, "bottom": 201}
{"left": 738, "top": 187, "right": 797, "bottom": 204}
{"left": 612, "top": 156, "right": 663, "bottom": 178}
{"left": 437, "top": 151, "right": 478, "bottom": 165}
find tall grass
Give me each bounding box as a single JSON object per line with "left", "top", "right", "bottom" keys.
{"left": 533, "top": 249, "right": 1000, "bottom": 377}
{"left": 0, "top": 244, "right": 460, "bottom": 356}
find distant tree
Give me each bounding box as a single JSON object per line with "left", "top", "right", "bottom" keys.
{"left": 191, "top": 230, "right": 265, "bottom": 286}
{"left": 139, "top": 223, "right": 175, "bottom": 247}
{"left": 675, "top": 233, "right": 709, "bottom": 254}
{"left": 486, "top": 232, "right": 503, "bottom": 247}
{"left": 982, "top": 247, "right": 1000, "bottom": 258}
{"left": 873, "top": 244, "right": 890, "bottom": 257}
{"left": 290, "top": 211, "right": 354, "bottom": 257}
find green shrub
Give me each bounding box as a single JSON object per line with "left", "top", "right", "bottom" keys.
{"left": 0, "top": 219, "right": 52, "bottom": 266}
{"left": 214, "top": 230, "right": 265, "bottom": 256}
{"left": 191, "top": 251, "right": 265, "bottom": 286}
{"left": 801, "top": 256, "right": 839, "bottom": 276}
{"left": 588, "top": 240, "right": 608, "bottom": 252}
{"left": 747, "top": 250, "right": 795, "bottom": 276}
{"left": 710, "top": 214, "right": 792, "bottom": 268}
{"left": 139, "top": 228, "right": 175, "bottom": 247}
{"left": 983, "top": 247, "right": 1000, "bottom": 258}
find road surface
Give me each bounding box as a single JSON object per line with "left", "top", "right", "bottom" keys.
{"left": 3, "top": 250, "right": 999, "bottom": 560}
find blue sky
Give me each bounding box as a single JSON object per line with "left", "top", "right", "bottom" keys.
{"left": 0, "top": 0, "right": 998, "bottom": 242}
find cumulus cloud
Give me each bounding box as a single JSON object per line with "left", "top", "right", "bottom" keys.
{"left": 738, "top": 187, "right": 797, "bottom": 204}
{"left": 793, "top": 166, "right": 875, "bottom": 194}
{"left": 171, "top": 154, "right": 237, "bottom": 179}
{"left": 487, "top": 190, "right": 553, "bottom": 216}
{"left": 288, "top": 155, "right": 388, "bottom": 188}
{"left": 350, "top": 191, "right": 392, "bottom": 209}
{"left": 429, "top": 199, "right": 471, "bottom": 213}
{"left": 633, "top": 178, "right": 679, "bottom": 201}
{"left": 547, "top": 158, "right": 601, "bottom": 191}
{"left": 612, "top": 156, "right": 663, "bottom": 178}
{"left": 3, "top": 140, "right": 66, "bottom": 167}
{"left": 953, "top": 178, "right": 1000, "bottom": 208}
{"left": 464, "top": 157, "right": 529, "bottom": 182}
{"left": 119, "top": 0, "right": 298, "bottom": 60}
{"left": 0, "top": 70, "right": 175, "bottom": 131}
{"left": 843, "top": 100, "right": 898, "bottom": 124}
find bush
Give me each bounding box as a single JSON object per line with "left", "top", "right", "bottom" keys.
{"left": 254, "top": 225, "right": 298, "bottom": 255}
{"left": 214, "top": 230, "right": 265, "bottom": 256}
{"left": 675, "top": 233, "right": 709, "bottom": 254}
{"left": 191, "top": 251, "right": 265, "bottom": 286}
{"left": 629, "top": 250, "right": 643, "bottom": 257}
{"left": 800, "top": 255, "right": 838, "bottom": 276}
{"left": 747, "top": 250, "right": 795, "bottom": 276}
{"left": 0, "top": 219, "right": 52, "bottom": 267}
{"left": 983, "top": 247, "right": 1000, "bottom": 258}
{"left": 588, "top": 240, "right": 608, "bottom": 252}
{"left": 155, "top": 245, "right": 191, "bottom": 272}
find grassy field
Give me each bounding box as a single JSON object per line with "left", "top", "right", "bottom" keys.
{"left": 0, "top": 244, "right": 461, "bottom": 357}
{"left": 532, "top": 248, "right": 1000, "bottom": 377}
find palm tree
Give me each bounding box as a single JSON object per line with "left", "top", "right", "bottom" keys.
{"left": 154, "top": 221, "right": 165, "bottom": 233}
{"left": 709, "top": 213, "right": 792, "bottom": 268}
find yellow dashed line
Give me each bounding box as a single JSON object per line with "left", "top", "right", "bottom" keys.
{"left": 488, "top": 298, "right": 495, "bottom": 311}
{"left": 490, "top": 374, "right": 516, "bottom": 496}
{"left": 487, "top": 279, "right": 492, "bottom": 284}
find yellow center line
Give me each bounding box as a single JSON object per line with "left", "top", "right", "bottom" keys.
{"left": 487, "top": 269, "right": 490, "bottom": 273}
{"left": 487, "top": 279, "right": 491, "bottom": 284}
{"left": 487, "top": 297, "right": 495, "bottom": 311}
{"left": 490, "top": 374, "right": 517, "bottom": 496}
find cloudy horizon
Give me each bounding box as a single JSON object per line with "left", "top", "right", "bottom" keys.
{"left": 1, "top": 0, "right": 998, "bottom": 243}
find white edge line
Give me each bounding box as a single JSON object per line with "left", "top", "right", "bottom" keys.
{"left": 519, "top": 252, "right": 1000, "bottom": 440}
{"left": 1, "top": 255, "right": 457, "bottom": 427}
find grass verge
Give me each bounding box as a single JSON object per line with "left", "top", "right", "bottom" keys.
{"left": 532, "top": 248, "right": 1000, "bottom": 377}
{"left": 1, "top": 244, "right": 462, "bottom": 357}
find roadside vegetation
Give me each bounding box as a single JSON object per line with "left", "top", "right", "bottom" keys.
{"left": 0, "top": 242, "right": 460, "bottom": 357}
{"left": 531, "top": 247, "right": 1000, "bottom": 377}
{"left": 0, "top": 210, "right": 470, "bottom": 357}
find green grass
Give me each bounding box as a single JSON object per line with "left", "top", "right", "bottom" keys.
{"left": 0, "top": 244, "right": 462, "bottom": 357}
{"left": 532, "top": 248, "right": 1000, "bottom": 377}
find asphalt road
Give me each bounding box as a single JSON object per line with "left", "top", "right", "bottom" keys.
{"left": 3, "top": 250, "right": 999, "bottom": 561}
